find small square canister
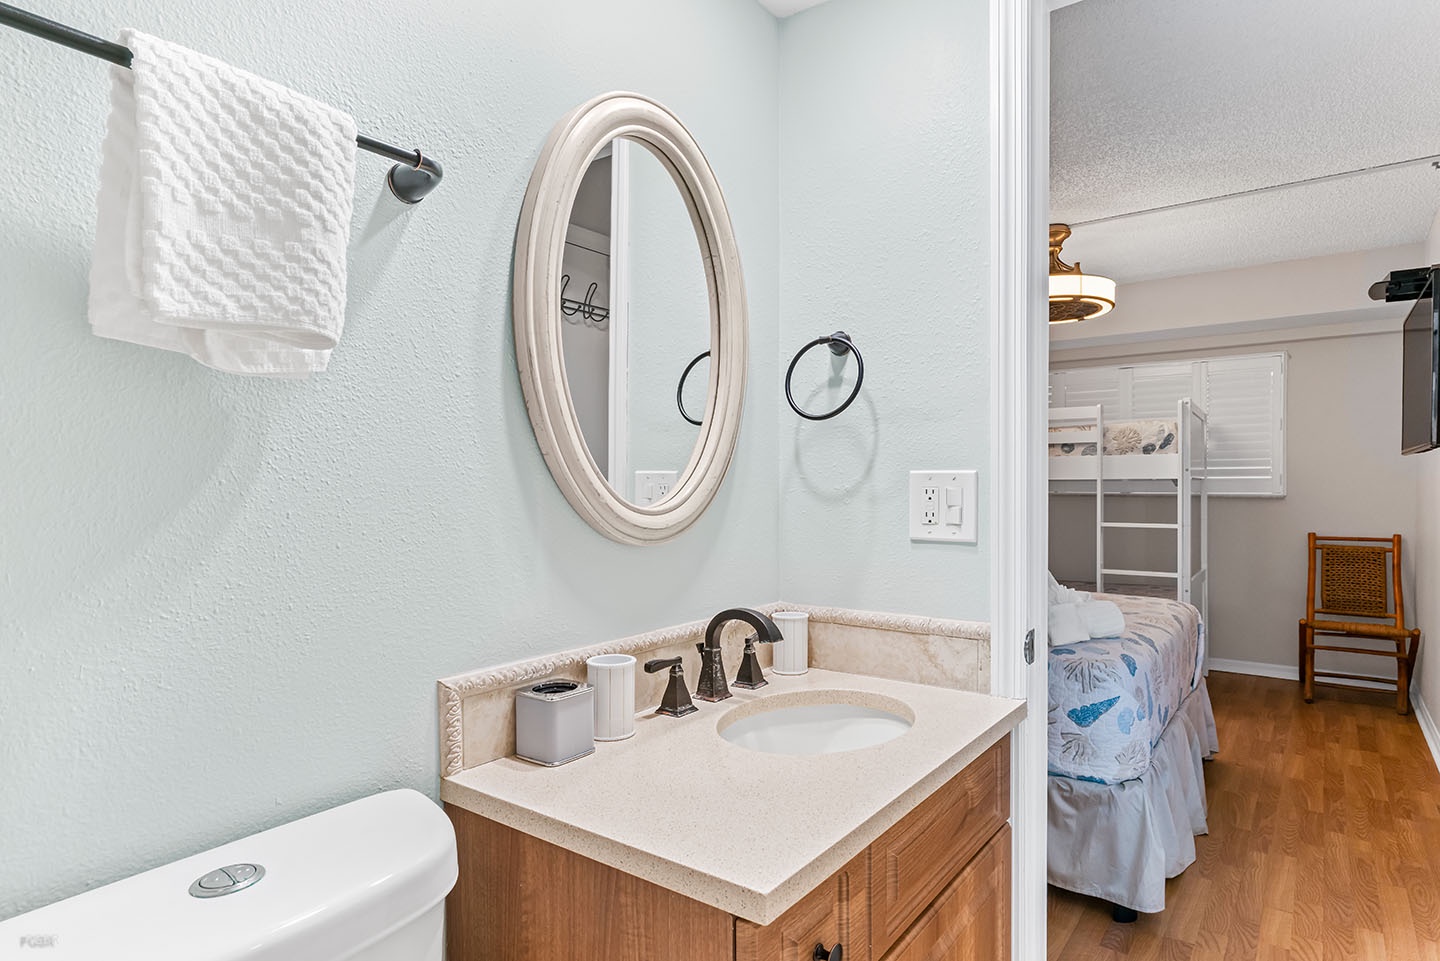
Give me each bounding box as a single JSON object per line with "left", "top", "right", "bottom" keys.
{"left": 514, "top": 679, "right": 595, "bottom": 766}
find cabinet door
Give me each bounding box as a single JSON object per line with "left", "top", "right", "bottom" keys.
{"left": 735, "top": 850, "right": 870, "bottom": 961}
{"left": 879, "top": 824, "right": 1010, "bottom": 961}
{"left": 870, "top": 737, "right": 1009, "bottom": 958}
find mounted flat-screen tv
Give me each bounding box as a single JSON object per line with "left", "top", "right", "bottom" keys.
{"left": 1401, "top": 268, "right": 1440, "bottom": 454}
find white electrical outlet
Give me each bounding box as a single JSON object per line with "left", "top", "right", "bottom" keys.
{"left": 909, "top": 470, "right": 978, "bottom": 543}
{"left": 634, "top": 470, "right": 679, "bottom": 507}
{"left": 922, "top": 486, "right": 939, "bottom": 526}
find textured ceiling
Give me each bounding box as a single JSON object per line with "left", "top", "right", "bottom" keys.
{"left": 1051, "top": 0, "right": 1440, "bottom": 283}
{"left": 757, "top": 0, "right": 832, "bottom": 18}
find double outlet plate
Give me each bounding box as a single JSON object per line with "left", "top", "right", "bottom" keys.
{"left": 636, "top": 469, "right": 977, "bottom": 542}
{"left": 909, "top": 470, "right": 978, "bottom": 543}
{"left": 634, "top": 470, "right": 679, "bottom": 507}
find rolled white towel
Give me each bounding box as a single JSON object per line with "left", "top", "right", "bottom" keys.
{"left": 1047, "top": 571, "right": 1092, "bottom": 606}
{"left": 1048, "top": 602, "right": 1090, "bottom": 647}
{"left": 1078, "top": 599, "right": 1126, "bottom": 639}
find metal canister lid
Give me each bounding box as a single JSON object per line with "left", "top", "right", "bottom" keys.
{"left": 519, "top": 678, "right": 590, "bottom": 701}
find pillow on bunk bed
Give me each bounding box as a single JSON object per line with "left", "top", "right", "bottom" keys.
{"left": 1046, "top": 418, "right": 1177, "bottom": 456}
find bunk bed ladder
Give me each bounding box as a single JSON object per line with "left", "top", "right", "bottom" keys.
{"left": 1095, "top": 406, "right": 1104, "bottom": 592}
{"left": 1093, "top": 400, "right": 1200, "bottom": 597}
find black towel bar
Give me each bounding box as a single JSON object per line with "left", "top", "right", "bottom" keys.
{"left": 0, "top": 1, "right": 444, "bottom": 203}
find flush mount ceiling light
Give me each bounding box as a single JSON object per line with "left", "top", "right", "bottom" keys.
{"left": 1049, "top": 224, "right": 1116, "bottom": 323}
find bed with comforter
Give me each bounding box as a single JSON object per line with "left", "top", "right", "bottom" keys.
{"left": 1047, "top": 592, "right": 1218, "bottom": 915}
{"left": 1048, "top": 593, "right": 1203, "bottom": 784}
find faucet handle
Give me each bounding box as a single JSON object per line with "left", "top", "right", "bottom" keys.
{"left": 644, "top": 657, "right": 698, "bottom": 718}
{"left": 733, "top": 634, "right": 768, "bottom": 690}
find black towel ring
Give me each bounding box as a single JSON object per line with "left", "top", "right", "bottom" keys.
{"left": 785, "top": 331, "right": 864, "bottom": 421}
{"left": 676, "top": 350, "right": 710, "bottom": 425}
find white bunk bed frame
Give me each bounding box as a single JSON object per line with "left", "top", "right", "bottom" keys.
{"left": 1048, "top": 400, "right": 1209, "bottom": 640}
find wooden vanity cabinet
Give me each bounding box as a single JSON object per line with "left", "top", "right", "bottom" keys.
{"left": 868, "top": 735, "right": 1010, "bottom": 958}
{"left": 879, "top": 825, "right": 1011, "bottom": 961}
{"left": 445, "top": 735, "right": 1010, "bottom": 961}
{"left": 444, "top": 799, "right": 733, "bottom": 961}
{"left": 735, "top": 850, "right": 871, "bottom": 961}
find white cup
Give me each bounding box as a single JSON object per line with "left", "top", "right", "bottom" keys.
{"left": 771, "top": 612, "right": 809, "bottom": 675}
{"left": 586, "top": 654, "right": 637, "bottom": 741}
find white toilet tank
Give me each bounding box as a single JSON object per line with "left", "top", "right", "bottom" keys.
{"left": 0, "top": 789, "right": 457, "bottom": 961}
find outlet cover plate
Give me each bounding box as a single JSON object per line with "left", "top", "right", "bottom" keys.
{"left": 634, "top": 470, "right": 679, "bottom": 507}
{"left": 909, "top": 470, "right": 978, "bottom": 543}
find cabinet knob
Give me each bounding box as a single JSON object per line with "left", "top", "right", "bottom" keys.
{"left": 813, "top": 943, "right": 842, "bottom": 961}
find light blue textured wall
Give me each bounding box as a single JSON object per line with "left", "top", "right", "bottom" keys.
{"left": 776, "top": 0, "right": 991, "bottom": 617}
{"left": 0, "top": 0, "right": 780, "bottom": 918}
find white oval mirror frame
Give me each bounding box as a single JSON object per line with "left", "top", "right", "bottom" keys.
{"left": 513, "top": 92, "right": 747, "bottom": 545}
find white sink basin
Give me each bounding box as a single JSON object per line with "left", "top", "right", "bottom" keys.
{"left": 718, "top": 696, "right": 913, "bottom": 756}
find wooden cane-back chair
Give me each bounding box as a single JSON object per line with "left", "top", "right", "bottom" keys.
{"left": 1298, "top": 533, "right": 1422, "bottom": 714}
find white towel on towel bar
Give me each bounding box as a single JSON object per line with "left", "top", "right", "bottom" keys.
{"left": 89, "top": 29, "right": 357, "bottom": 376}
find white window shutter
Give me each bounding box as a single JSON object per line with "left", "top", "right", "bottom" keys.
{"left": 1050, "top": 352, "right": 1286, "bottom": 497}
{"left": 1050, "top": 366, "right": 1122, "bottom": 413}
{"left": 1127, "top": 362, "right": 1194, "bottom": 419}
{"left": 1200, "top": 354, "right": 1286, "bottom": 496}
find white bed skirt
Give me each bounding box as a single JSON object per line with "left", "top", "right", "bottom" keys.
{"left": 1047, "top": 676, "right": 1219, "bottom": 914}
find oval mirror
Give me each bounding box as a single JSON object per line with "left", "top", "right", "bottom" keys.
{"left": 514, "top": 93, "right": 747, "bottom": 545}
{"left": 559, "top": 137, "right": 711, "bottom": 499}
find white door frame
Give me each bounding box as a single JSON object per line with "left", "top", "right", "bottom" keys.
{"left": 988, "top": 0, "right": 1050, "bottom": 958}
{"left": 606, "top": 138, "right": 633, "bottom": 497}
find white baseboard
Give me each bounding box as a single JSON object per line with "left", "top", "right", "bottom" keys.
{"left": 1413, "top": 692, "right": 1440, "bottom": 776}
{"left": 1208, "top": 658, "right": 1298, "bottom": 681}
{"left": 1207, "top": 657, "right": 1397, "bottom": 692}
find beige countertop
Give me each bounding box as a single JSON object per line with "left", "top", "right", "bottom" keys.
{"left": 440, "top": 668, "right": 1024, "bottom": 925}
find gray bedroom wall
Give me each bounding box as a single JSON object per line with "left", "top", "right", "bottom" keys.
{"left": 1051, "top": 332, "right": 1419, "bottom": 677}
{"left": 1410, "top": 211, "right": 1440, "bottom": 740}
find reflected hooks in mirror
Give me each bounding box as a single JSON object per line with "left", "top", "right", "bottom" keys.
{"left": 785, "top": 331, "right": 864, "bottom": 421}
{"left": 559, "top": 274, "right": 610, "bottom": 328}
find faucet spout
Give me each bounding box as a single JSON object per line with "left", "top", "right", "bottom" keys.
{"left": 695, "top": 608, "right": 784, "bottom": 701}
{"left": 704, "top": 608, "right": 783, "bottom": 650}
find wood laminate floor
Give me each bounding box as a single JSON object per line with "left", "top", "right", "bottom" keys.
{"left": 1047, "top": 671, "right": 1440, "bottom": 960}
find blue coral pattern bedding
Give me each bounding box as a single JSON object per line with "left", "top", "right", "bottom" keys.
{"left": 1048, "top": 593, "right": 1203, "bottom": 785}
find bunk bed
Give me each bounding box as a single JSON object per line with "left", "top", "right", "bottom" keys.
{"left": 1045, "top": 400, "right": 1218, "bottom": 918}
{"left": 1048, "top": 399, "right": 1209, "bottom": 624}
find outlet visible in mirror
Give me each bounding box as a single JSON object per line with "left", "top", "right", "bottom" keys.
{"left": 514, "top": 93, "right": 748, "bottom": 545}
{"left": 559, "top": 137, "right": 711, "bottom": 505}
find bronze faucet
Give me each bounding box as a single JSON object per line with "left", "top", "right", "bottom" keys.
{"left": 695, "top": 608, "right": 784, "bottom": 701}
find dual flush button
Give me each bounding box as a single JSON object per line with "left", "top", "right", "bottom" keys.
{"left": 188, "top": 863, "right": 265, "bottom": 898}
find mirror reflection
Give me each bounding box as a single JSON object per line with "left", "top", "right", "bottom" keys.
{"left": 560, "top": 137, "right": 710, "bottom": 506}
